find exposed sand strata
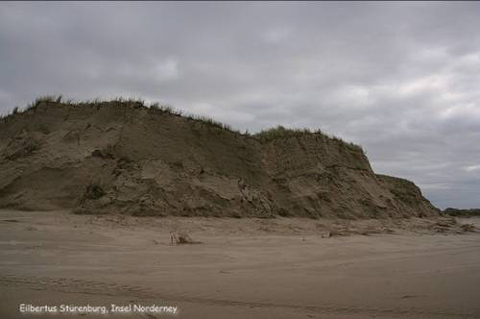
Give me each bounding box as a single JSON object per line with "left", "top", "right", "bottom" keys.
{"left": 0, "top": 100, "right": 439, "bottom": 218}
{"left": 0, "top": 210, "right": 479, "bottom": 319}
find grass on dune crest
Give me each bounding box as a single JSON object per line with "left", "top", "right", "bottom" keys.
{"left": 0, "top": 95, "right": 363, "bottom": 151}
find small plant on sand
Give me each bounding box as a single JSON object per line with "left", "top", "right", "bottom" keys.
{"left": 253, "top": 125, "right": 363, "bottom": 151}
{"left": 84, "top": 183, "right": 106, "bottom": 200}
{"left": 25, "top": 95, "right": 60, "bottom": 111}
{"left": 254, "top": 125, "right": 312, "bottom": 141}
{"left": 170, "top": 231, "right": 201, "bottom": 245}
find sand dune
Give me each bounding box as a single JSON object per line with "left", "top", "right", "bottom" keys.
{"left": 0, "top": 100, "right": 438, "bottom": 219}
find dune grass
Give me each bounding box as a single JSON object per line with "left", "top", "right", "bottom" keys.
{"left": 0, "top": 95, "right": 363, "bottom": 151}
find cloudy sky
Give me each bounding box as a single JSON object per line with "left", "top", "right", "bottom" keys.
{"left": 1, "top": 2, "right": 479, "bottom": 209}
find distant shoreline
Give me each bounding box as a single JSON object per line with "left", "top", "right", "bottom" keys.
{"left": 443, "top": 208, "right": 480, "bottom": 217}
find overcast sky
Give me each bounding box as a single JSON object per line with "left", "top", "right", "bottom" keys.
{"left": 1, "top": 2, "right": 479, "bottom": 209}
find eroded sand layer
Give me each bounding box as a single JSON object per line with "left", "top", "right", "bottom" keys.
{"left": 1, "top": 210, "right": 479, "bottom": 319}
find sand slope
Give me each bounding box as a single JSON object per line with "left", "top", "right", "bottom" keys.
{"left": 0, "top": 100, "right": 438, "bottom": 218}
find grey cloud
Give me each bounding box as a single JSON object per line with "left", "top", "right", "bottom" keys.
{"left": 1, "top": 2, "right": 479, "bottom": 209}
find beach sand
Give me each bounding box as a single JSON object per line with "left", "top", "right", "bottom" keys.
{"left": 1, "top": 210, "right": 479, "bottom": 318}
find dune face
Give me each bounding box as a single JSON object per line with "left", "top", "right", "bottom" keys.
{"left": 0, "top": 100, "right": 439, "bottom": 218}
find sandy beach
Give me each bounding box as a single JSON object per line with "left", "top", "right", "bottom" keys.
{"left": 1, "top": 210, "right": 479, "bottom": 319}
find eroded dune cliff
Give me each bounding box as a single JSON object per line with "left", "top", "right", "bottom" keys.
{"left": 0, "top": 100, "right": 439, "bottom": 218}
